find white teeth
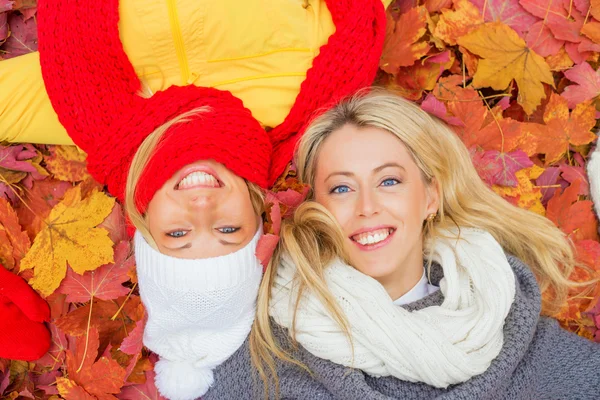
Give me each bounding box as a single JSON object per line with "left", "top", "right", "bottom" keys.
{"left": 177, "top": 171, "right": 219, "bottom": 189}
{"left": 353, "top": 229, "right": 392, "bottom": 246}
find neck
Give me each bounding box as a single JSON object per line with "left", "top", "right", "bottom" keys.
{"left": 376, "top": 251, "right": 424, "bottom": 300}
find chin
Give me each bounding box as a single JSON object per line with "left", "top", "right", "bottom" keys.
{"left": 352, "top": 257, "right": 399, "bottom": 281}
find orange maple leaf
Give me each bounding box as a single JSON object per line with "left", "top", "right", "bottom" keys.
{"left": 394, "top": 51, "right": 456, "bottom": 100}
{"left": 532, "top": 93, "right": 597, "bottom": 164}
{"left": 381, "top": 7, "right": 431, "bottom": 73}
{"left": 457, "top": 22, "right": 554, "bottom": 114}
{"left": 0, "top": 197, "right": 30, "bottom": 271}
{"left": 434, "top": 0, "right": 484, "bottom": 45}
{"left": 546, "top": 180, "right": 599, "bottom": 241}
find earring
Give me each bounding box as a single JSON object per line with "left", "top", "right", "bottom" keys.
{"left": 426, "top": 213, "right": 437, "bottom": 222}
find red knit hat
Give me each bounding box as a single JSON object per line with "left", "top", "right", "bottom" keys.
{"left": 38, "top": 0, "right": 386, "bottom": 212}
{"left": 0, "top": 265, "right": 51, "bottom": 361}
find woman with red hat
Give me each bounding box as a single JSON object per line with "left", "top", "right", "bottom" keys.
{"left": 27, "top": 0, "right": 386, "bottom": 399}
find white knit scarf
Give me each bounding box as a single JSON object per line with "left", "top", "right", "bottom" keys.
{"left": 270, "top": 228, "right": 516, "bottom": 388}
{"left": 135, "top": 228, "right": 263, "bottom": 400}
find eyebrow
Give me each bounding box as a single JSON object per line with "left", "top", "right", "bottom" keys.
{"left": 325, "top": 162, "right": 406, "bottom": 181}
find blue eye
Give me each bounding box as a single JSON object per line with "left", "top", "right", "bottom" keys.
{"left": 331, "top": 185, "right": 351, "bottom": 194}
{"left": 381, "top": 178, "right": 400, "bottom": 187}
{"left": 218, "top": 227, "right": 239, "bottom": 234}
{"left": 167, "top": 230, "right": 187, "bottom": 238}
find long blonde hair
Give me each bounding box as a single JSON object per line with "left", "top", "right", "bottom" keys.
{"left": 250, "top": 89, "right": 585, "bottom": 397}
{"left": 124, "top": 107, "right": 264, "bottom": 246}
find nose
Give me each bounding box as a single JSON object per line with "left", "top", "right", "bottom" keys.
{"left": 356, "top": 188, "right": 380, "bottom": 217}
{"left": 188, "top": 194, "right": 216, "bottom": 210}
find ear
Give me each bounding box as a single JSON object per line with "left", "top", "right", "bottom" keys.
{"left": 424, "top": 178, "right": 440, "bottom": 217}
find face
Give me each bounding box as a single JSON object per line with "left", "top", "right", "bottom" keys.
{"left": 313, "top": 124, "right": 439, "bottom": 297}
{"left": 146, "top": 160, "right": 260, "bottom": 259}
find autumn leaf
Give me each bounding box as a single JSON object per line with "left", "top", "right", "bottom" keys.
{"left": 424, "top": 0, "right": 452, "bottom": 12}
{"left": 532, "top": 93, "right": 596, "bottom": 164}
{"left": 493, "top": 165, "right": 545, "bottom": 214}
{"left": 421, "top": 93, "right": 464, "bottom": 125}
{"left": 471, "top": 149, "right": 533, "bottom": 187}
{"left": 57, "top": 241, "right": 134, "bottom": 303}
{"left": 561, "top": 62, "right": 600, "bottom": 109}
{"left": 65, "top": 328, "right": 127, "bottom": 399}
{"left": 546, "top": 180, "right": 599, "bottom": 241}
{"left": 457, "top": 22, "right": 554, "bottom": 114}
{"left": 2, "top": 12, "right": 37, "bottom": 59}
{"left": 526, "top": 21, "right": 564, "bottom": 57}
{"left": 118, "top": 364, "right": 166, "bottom": 400}
{"left": 119, "top": 313, "right": 146, "bottom": 356}
{"left": 56, "top": 296, "right": 144, "bottom": 351}
{"left": 592, "top": 0, "right": 600, "bottom": 20}
{"left": 56, "top": 377, "right": 96, "bottom": 400}
{"left": 256, "top": 233, "right": 280, "bottom": 270}
{"left": 560, "top": 164, "right": 590, "bottom": 196}
{"left": 16, "top": 177, "right": 71, "bottom": 240}
{"left": 45, "top": 145, "right": 90, "bottom": 182}
{"left": 381, "top": 7, "right": 431, "bottom": 73}
{"left": 20, "top": 185, "right": 115, "bottom": 297}
{"left": 470, "top": 0, "right": 538, "bottom": 34}
{"left": 394, "top": 51, "right": 456, "bottom": 99}
{"left": 434, "top": 0, "right": 484, "bottom": 45}
{"left": 0, "top": 197, "right": 29, "bottom": 271}
{"left": 520, "top": 0, "right": 584, "bottom": 43}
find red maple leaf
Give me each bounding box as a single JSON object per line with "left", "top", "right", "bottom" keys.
{"left": 471, "top": 149, "right": 533, "bottom": 187}
{"left": 421, "top": 94, "right": 464, "bottom": 126}
{"left": 2, "top": 12, "right": 37, "bottom": 59}
{"left": 57, "top": 241, "right": 134, "bottom": 303}
{"left": 65, "top": 328, "right": 127, "bottom": 399}
{"left": 119, "top": 313, "right": 146, "bottom": 356}
{"left": 471, "top": 0, "right": 538, "bottom": 35}
{"left": 561, "top": 62, "right": 600, "bottom": 109}
{"left": 16, "top": 178, "right": 71, "bottom": 240}
{"left": 525, "top": 21, "right": 563, "bottom": 57}
{"left": 118, "top": 361, "right": 166, "bottom": 400}
{"left": 520, "top": 0, "right": 584, "bottom": 43}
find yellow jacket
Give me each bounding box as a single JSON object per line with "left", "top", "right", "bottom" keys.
{"left": 0, "top": 0, "right": 390, "bottom": 145}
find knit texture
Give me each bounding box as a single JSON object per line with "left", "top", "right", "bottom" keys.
{"left": 0, "top": 265, "right": 51, "bottom": 361}
{"left": 135, "top": 229, "right": 263, "bottom": 400}
{"left": 203, "top": 256, "right": 600, "bottom": 399}
{"left": 37, "top": 0, "right": 386, "bottom": 211}
{"left": 270, "top": 228, "right": 516, "bottom": 388}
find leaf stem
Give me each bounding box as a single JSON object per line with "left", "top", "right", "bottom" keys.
{"left": 111, "top": 283, "right": 137, "bottom": 321}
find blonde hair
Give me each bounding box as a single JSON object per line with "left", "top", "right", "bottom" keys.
{"left": 124, "top": 107, "right": 264, "bottom": 247}
{"left": 250, "top": 89, "right": 587, "bottom": 397}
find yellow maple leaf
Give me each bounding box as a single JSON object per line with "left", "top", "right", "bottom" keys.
{"left": 457, "top": 22, "right": 554, "bottom": 115}
{"left": 20, "top": 185, "right": 115, "bottom": 297}
{"left": 493, "top": 165, "right": 545, "bottom": 215}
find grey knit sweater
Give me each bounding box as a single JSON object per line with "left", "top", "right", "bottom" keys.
{"left": 203, "top": 256, "right": 600, "bottom": 399}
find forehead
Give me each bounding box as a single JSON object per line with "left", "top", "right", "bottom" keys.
{"left": 317, "top": 124, "right": 414, "bottom": 172}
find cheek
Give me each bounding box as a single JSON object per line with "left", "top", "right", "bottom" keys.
{"left": 227, "top": 192, "right": 259, "bottom": 230}
{"left": 315, "top": 195, "right": 355, "bottom": 234}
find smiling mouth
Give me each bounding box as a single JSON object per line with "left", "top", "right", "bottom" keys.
{"left": 350, "top": 228, "right": 395, "bottom": 246}
{"left": 177, "top": 171, "right": 221, "bottom": 190}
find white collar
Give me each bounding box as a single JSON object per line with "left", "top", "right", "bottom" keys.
{"left": 392, "top": 269, "right": 439, "bottom": 306}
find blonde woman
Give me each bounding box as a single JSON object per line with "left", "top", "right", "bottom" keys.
{"left": 251, "top": 90, "right": 600, "bottom": 399}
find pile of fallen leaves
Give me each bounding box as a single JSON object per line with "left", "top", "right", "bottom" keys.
{"left": 1, "top": 0, "right": 600, "bottom": 398}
